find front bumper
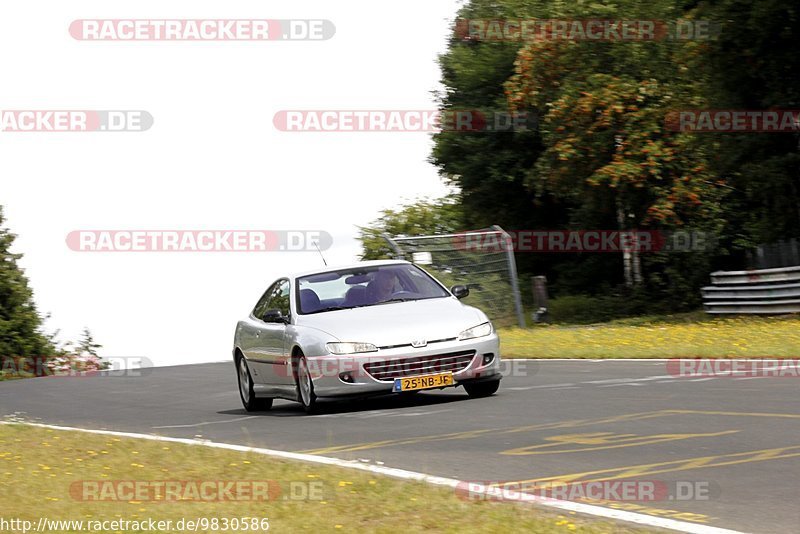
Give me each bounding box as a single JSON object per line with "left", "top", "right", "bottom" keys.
{"left": 306, "top": 333, "right": 501, "bottom": 397}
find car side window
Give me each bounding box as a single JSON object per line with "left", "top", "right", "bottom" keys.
{"left": 269, "top": 280, "right": 291, "bottom": 318}
{"left": 252, "top": 280, "right": 280, "bottom": 320}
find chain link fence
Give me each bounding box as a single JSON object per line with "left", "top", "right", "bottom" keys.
{"left": 383, "top": 226, "right": 525, "bottom": 327}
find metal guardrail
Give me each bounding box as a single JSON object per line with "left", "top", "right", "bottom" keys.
{"left": 702, "top": 266, "right": 800, "bottom": 314}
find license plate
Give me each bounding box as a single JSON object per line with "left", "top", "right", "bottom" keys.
{"left": 393, "top": 372, "right": 454, "bottom": 392}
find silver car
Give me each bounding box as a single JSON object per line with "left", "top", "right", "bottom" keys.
{"left": 232, "top": 260, "right": 501, "bottom": 414}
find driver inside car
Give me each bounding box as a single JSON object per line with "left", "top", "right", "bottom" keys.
{"left": 366, "top": 270, "right": 399, "bottom": 303}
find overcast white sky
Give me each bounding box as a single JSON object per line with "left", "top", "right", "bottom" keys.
{"left": 3, "top": 0, "right": 462, "bottom": 366}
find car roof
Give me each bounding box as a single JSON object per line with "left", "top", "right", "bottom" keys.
{"left": 291, "top": 259, "right": 411, "bottom": 280}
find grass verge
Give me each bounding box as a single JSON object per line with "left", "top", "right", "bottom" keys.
{"left": 0, "top": 424, "right": 649, "bottom": 533}
{"left": 499, "top": 314, "right": 800, "bottom": 359}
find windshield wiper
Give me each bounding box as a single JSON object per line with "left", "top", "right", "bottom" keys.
{"left": 311, "top": 304, "right": 369, "bottom": 313}
{"left": 311, "top": 298, "right": 427, "bottom": 313}
{"left": 308, "top": 306, "right": 350, "bottom": 313}
{"left": 376, "top": 297, "right": 418, "bottom": 304}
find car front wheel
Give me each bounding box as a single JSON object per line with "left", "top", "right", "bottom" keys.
{"left": 237, "top": 355, "right": 273, "bottom": 412}
{"left": 464, "top": 379, "right": 500, "bottom": 398}
{"left": 294, "top": 352, "right": 319, "bottom": 414}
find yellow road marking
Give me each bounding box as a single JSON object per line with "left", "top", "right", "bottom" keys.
{"left": 663, "top": 409, "right": 800, "bottom": 419}
{"left": 574, "top": 499, "right": 713, "bottom": 524}
{"left": 298, "top": 410, "right": 673, "bottom": 454}
{"left": 298, "top": 409, "right": 799, "bottom": 455}
{"left": 501, "top": 430, "right": 739, "bottom": 455}
{"left": 498, "top": 445, "right": 800, "bottom": 487}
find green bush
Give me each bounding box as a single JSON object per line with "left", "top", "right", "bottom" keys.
{"left": 547, "top": 292, "right": 671, "bottom": 325}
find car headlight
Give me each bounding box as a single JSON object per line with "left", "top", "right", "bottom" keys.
{"left": 326, "top": 342, "right": 378, "bottom": 355}
{"left": 458, "top": 322, "right": 493, "bottom": 341}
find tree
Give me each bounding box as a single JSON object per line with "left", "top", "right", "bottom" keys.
{"left": 431, "top": 0, "right": 561, "bottom": 284}
{"left": 432, "top": 0, "right": 737, "bottom": 310}
{"left": 0, "top": 206, "right": 55, "bottom": 368}
{"left": 46, "top": 327, "right": 108, "bottom": 376}
{"left": 503, "top": 1, "right": 728, "bottom": 290}
{"left": 0, "top": 207, "right": 106, "bottom": 379}
{"left": 693, "top": 0, "right": 800, "bottom": 250}
{"left": 358, "top": 197, "right": 464, "bottom": 260}
{"left": 76, "top": 327, "right": 102, "bottom": 357}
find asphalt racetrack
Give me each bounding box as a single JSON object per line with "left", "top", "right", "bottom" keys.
{"left": 1, "top": 360, "right": 798, "bottom": 533}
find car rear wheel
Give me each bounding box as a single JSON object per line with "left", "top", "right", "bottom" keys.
{"left": 294, "top": 352, "right": 319, "bottom": 414}
{"left": 237, "top": 356, "right": 273, "bottom": 412}
{"left": 464, "top": 379, "right": 500, "bottom": 398}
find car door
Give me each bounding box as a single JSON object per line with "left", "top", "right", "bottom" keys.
{"left": 239, "top": 280, "right": 279, "bottom": 383}
{"left": 248, "top": 279, "right": 292, "bottom": 387}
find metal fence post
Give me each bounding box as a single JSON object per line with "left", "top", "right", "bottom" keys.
{"left": 493, "top": 225, "right": 526, "bottom": 328}
{"left": 532, "top": 275, "right": 549, "bottom": 323}
{"left": 382, "top": 233, "right": 405, "bottom": 260}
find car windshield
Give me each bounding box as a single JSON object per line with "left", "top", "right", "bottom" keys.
{"left": 296, "top": 264, "right": 450, "bottom": 314}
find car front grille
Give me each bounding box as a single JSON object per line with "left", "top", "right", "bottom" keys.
{"left": 363, "top": 350, "right": 476, "bottom": 382}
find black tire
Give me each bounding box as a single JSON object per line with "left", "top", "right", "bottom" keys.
{"left": 294, "top": 352, "right": 319, "bottom": 414}
{"left": 464, "top": 379, "right": 500, "bottom": 398}
{"left": 236, "top": 355, "right": 273, "bottom": 412}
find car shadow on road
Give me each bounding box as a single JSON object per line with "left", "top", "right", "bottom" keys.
{"left": 217, "top": 389, "right": 482, "bottom": 418}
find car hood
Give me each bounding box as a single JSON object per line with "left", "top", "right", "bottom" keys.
{"left": 296, "top": 297, "right": 487, "bottom": 347}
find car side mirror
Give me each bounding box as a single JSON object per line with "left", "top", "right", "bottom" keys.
{"left": 263, "top": 309, "right": 288, "bottom": 324}
{"left": 450, "top": 285, "right": 470, "bottom": 299}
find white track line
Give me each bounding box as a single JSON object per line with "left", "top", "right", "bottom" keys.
{"left": 153, "top": 415, "right": 260, "bottom": 429}
{"left": 1, "top": 421, "right": 744, "bottom": 534}
{"left": 506, "top": 383, "right": 576, "bottom": 390}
